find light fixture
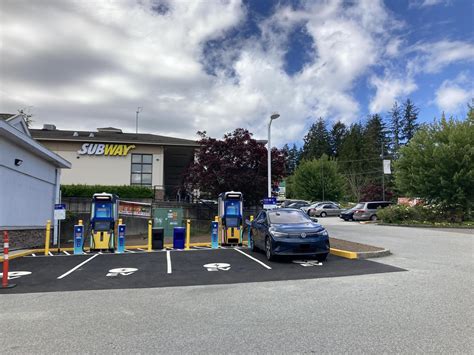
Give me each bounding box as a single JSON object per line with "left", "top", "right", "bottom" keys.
{"left": 14, "top": 159, "right": 23, "bottom": 166}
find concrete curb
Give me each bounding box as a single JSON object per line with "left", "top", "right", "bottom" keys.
{"left": 355, "top": 249, "right": 391, "bottom": 259}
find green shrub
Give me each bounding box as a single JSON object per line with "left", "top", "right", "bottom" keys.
{"left": 61, "top": 184, "right": 153, "bottom": 198}
{"left": 378, "top": 204, "right": 468, "bottom": 224}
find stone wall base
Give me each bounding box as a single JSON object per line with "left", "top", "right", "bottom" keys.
{"left": 3, "top": 229, "right": 44, "bottom": 250}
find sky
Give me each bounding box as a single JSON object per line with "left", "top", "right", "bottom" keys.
{"left": 1, "top": 0, "right": 473, "bottom": 146}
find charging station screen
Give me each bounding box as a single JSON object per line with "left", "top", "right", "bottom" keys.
{"left": 95, "top": 203, "right": 112, "bottom": 218}
{"left": 226, "top": 204, "right": 238, "bottom": 216}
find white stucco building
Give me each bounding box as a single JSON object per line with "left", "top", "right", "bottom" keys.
{"left": 0, "top": 114, "right": 71, "bottom": 248}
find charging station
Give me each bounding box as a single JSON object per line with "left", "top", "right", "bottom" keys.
{"left": 218, "top": 191, "right": 243, "bottom": 245}
{"left": 90, "top": 193, "right": 118, "bottom": 252}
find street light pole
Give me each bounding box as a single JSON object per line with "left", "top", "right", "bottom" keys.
{"left": 268, "top": 113, "right": 280, "bottom": 198}
{"left": 136, "top": 107, "right": 143, "bottom": 133}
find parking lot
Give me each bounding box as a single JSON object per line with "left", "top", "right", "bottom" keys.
{"left": 2, "top": 247, "right": 404, "bottom": 294}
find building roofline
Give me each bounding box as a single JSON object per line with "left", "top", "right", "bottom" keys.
{"left": 31, "top": 137, "right": 198, "bottom": 147}
{"left": 0, "top": 121, "right": 72, "bottom": 168}
{"left": 30, "top": 128, "right": 199, "bottom": 147}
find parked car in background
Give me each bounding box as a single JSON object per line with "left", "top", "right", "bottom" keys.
{"left": 339, "top": 206, "right": 358, "bottom": 221}
{"left": 287, "top": 201, "right": 311, "bottom": 209}
{"left": 309, "top": 203, "right": 342, "bottom": 217}
{"left": 305, "top": 201, "right": 339, "bottom": 215}
{"left": 250, "top": 208, "right": 330, "bottom": 262}
{"left": 352, "top": 201, "right": 393, "bottom": 221}
{"left": 279, "top": 199, "right": 308, "bottom": 208}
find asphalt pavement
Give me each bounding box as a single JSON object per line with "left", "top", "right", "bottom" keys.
{"left": 1, "top": 218, "right": 472, "bottom": 353}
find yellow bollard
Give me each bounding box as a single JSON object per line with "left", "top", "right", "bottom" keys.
{"left": 118, "top": 218, "right": 123, "bottom": 225}
{"left": 147, "top": 220, "right": 152, "bottom": 252}
{"left": 185, "top": 219, "right": 191, "bottom": 250}
{"left": 44, "top": 220, "right": 51, "bottom": 256}
{"left": 78, "top": 219, "right": 83, "bottom": 226}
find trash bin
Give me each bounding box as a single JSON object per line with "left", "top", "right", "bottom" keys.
{"left": 173, "top": 227, "right": 185, "bottom": 249}
{"left": 152, "top": 227, "right": 164, "bottom": 250}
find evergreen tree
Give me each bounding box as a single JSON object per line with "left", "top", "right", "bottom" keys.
{"left": 401, "top": 98, "right": 419, "bottom": 142}
{"left": 329, "top": 121, "right": 347, "bottom": 158}
{"left": 301, "top": 117, "right": 331, "bottom": 160}
{"left": 337, "top": 123, "right": 367, "bottom": 201}
{"left": 361, "top": 114, "right": 389, "bottom": 194}
{"left": 282, "top": 143, "right": 302, "bottom": 175}
{"left": 389, "top": 101, "right": 402, "bottom": 155}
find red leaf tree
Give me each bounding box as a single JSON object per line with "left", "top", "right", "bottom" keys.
{"left": 184, "top": 128, "right": 286, "bottom": 205}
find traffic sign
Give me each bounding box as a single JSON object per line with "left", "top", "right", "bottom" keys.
{"left": 54, "top": 204, "right": 66, "bottom": 220}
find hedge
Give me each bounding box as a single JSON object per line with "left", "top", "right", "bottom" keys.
{"left": 61, "top": 184, "right": 153, "bottom": 198}
{"left": 377, "top": 204, "right": 471, "bottom": 224}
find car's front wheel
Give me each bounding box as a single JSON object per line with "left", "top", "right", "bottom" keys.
{"left": 320, "top": 212, "right": 327, "bottom": 217}
{"left": 265, "top": 237, "right": 275, "bottom": 261}
{"left": 370, "top": 214, "right": 377, "bottom": 221}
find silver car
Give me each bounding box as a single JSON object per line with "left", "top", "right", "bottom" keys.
{"left": 309, "top": 203, "right": 342, "bottom": 217}
{"left": 352, "top": 201, "right": 392, "bottom": 221}
{"left": 304, "top": 201, "right": 339, "bottom": 215}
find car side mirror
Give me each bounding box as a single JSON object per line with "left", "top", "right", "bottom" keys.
{"left": 310, "top": 217, "right": 318, "bottom": 223}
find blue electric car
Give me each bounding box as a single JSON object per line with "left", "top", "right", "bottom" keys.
{"left": 250, "top": 208, "right": 330, "bottom": 262}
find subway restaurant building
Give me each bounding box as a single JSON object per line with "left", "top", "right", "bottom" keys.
{"left": 30, "top": 125, "right": 198, "bottom": 200}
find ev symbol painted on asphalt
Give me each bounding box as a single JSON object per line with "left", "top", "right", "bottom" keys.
{"left": 0, "top": 271, "right": 32, "bottom": 280}
{"left": 106, "top": 268, "right": 138, "bottom": 277}
{"left": 203, "top": 263, "right": 231, "bottom": 271}
{"left": 292, "top": 260, "right": 323, "bottom": 267}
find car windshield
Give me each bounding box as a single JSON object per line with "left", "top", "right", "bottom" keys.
{"left": 353, "top": 203, "right": 364, "bottom": 209}
{"left": 268, "top": 210, "right": 311, "bottom": 224}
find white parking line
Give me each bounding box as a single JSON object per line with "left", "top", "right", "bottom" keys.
{"left": 137, "top": 248, "right": 145, "bottom": 251}
{"left": 48, "top": 252, "right": 53, "bottom": 256}
{"left": 32, "top": 253, "right": 36, "bottom": 257}
{"left": 166, "top": 250, "right": 172, "bottom": 274}
{"left": 125, "top": 249, "right": 135, "bottom": 253}
{"left": 63, "top": 251, "right": 70, "bottom": 255}
{"left": 57, "top": 254, "right": 100, "bottom": 279}
{"left": 234, "top": 248, "right": 272, "bottom": 270}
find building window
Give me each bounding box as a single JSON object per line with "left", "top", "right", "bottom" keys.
{"left": 131, "top": 154, "right": 153, "bottom": 186}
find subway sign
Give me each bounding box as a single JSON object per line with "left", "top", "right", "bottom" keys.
{"left": 78, "top": 143, "right": 136, "bottom": 156}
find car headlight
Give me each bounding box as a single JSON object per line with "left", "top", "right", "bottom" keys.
{"left": 269, "top": 228, "right": 288, "bottom": 238}
{"left": 316, "top": 229, "right": 329, "bottom": 237}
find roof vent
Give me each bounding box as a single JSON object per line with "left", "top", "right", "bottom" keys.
{"left": 43, "top": 124, "right": 56, "bottom": 131}
{"left": 97, "top": 127, "right": 122, "bottom": 133}
{"left": 89, "top": 132, "right": 95, "bottom": 137}
{"left": 73, "top": 131, "right": 79, "bottom": 137}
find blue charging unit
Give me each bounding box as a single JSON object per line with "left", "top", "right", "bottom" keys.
{"left": 211, "top": 221, "right": 219, "bottom": 249}
{"left": 117, "top": 224, "right": 126, "bottom": 253}
{"left": 73, "top": 224, "right": 84, "bottom": 255}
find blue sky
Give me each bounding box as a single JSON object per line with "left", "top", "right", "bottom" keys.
{"left": 1, "top": 0, "right": 472, "bottom": 146}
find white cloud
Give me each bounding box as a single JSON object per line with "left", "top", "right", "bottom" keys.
{"left": 0, "top": 0, "right": 401, "bottom": 145}
{"left": 369, "top": 73, "right": 418, "bottom": 113}
{"left": 408, "top": 40, "right": 474, "bottom": 74}
{"left": 434, "top": 74, "right": 473, "bottom": 114}
{"left": 409, "top": 0, "right": 450, "bottom": 8}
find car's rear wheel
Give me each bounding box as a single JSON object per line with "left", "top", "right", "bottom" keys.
{"left": 316, "top": 253, "right": 328, "bottom": 262}
{"left": 320, "top": 212, "right": 327, "bottom": 217}
{"left": 265, "top": 237, "right": 275, "bottom": 261}
{"left": 370, "top": 214, "right": 377, "bottom": 221}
